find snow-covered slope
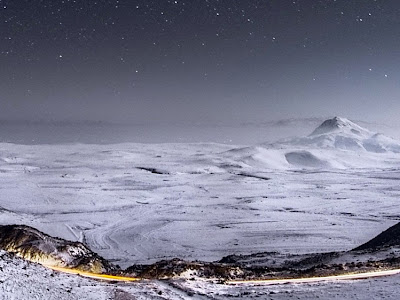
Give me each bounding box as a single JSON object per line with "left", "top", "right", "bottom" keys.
{"left": 3, "top": 249, "right": 400, "bottom": 300}
{"left": 0, "top": 251, "right": 199, "bottom": 299}
{"left": 309, "top": 117, "right": 371, "bottom": 137}
{"left": 0, "top": 118, "right": 399, "bottom": 269}
{"left": 223, "top": 117, "right": 400, "bottom": 169}
{"left": 289, "top": 116, "right": 400, "bottom": 153}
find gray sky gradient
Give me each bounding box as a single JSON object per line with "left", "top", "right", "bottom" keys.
{"left": 1, "top": 1, "right": 399, "bottom": 125}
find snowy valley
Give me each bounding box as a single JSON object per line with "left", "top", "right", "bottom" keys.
{"left": 1, "top": 117, "right": 400, "bottom": 299}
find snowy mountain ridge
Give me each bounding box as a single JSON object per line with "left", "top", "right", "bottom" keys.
{"left": 309, "top": 116, "right": 371, "bottom": 137}
{"left": 284, "top": 116, "right": 400, "bottom": 153}
{"left": 224, "top": 117, "right": 400, "bottom": 170}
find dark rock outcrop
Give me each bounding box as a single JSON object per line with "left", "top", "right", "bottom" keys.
{"left": 2, "top": 222, "right": 400, "bottom": 281}
{"left": 0, "top": 225, "right": 113, "bottom": 273}
{"left": 353, "top": 222, "right": 400, "bottom": 252}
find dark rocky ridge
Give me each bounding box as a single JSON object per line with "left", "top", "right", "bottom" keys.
{"left": 353, "top": 222, "right": 400, "bottom": 252}
{"left": 0, "top": 225, "right": 113, "bottom": 273}
{"left": 1, "top": 223, "right": 400, "bottom": 281}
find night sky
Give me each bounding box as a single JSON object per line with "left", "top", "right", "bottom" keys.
{"left": 1, "top": 0, "right": 400, "bottom": 124}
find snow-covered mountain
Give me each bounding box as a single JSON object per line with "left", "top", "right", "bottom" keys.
{"left": 223, "top": 117, "right": 400, "bottom": 169}
{"left": 309, "top": 117, "right": 371, "bottom": 137}
{"left": 287, "top": 116, "right": 400, "bottom": 153}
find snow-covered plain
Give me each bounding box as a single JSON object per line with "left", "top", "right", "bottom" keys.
{"left": 1, "top": 117, "right": 400, "bottom": 299}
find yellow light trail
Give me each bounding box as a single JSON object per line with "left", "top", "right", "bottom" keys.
{"left": 46, "top": 265, "right": 142, "bottom": 282}
{"left": 226, "top": 268, "right": 400, "bottom": 285}
{"left": 44, "top": 264, "right": 400, "bottom": 286}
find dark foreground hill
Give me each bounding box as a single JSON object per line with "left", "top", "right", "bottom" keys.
{"left": 1, "top": 223, "right": 400, "bottom": 280}
{"left": 0, "top": 225, "right": 112, "bottom": 273}
{"left": 353, "top": 222, "right": 400, "bottom": 251}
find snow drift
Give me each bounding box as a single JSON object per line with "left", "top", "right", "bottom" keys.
{"left": 285, "top": 151, "right": 331, "bottom": 168}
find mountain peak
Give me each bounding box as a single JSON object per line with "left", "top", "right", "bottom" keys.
{"left": 310, "top": 117, "right": 370, "bottom": 137}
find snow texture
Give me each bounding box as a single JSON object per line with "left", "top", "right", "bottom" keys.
{"left": 1, "top": 117, "right": 400, "bottom": 298}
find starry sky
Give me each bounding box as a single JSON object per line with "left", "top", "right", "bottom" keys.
{"left": 1, "top": 0, "right": 400, "bottom": 125}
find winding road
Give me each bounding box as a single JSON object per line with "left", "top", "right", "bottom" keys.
{"left": 46, "top": 265, "right": 142, "bottom": 282}
{"left": 226, "top": 269, "right": 400, "bottom": 285}
{"left": 46, "top": 265, "right": 400, "bottom": 286}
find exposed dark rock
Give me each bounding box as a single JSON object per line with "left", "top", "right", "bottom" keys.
{"left": 0, "top": 225, "right": 113, "bottom": 273}
{"left": 352, "top": 222, "right": 400, "bottom": 252}
{"left": 2, "top": 222, "right": 400, "bottom": 281}
{"left": 126, "top": 258, "right": 243, "bottom": 279}
{"left": 136, "top": 167, "right": 170, "bottom": 175}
